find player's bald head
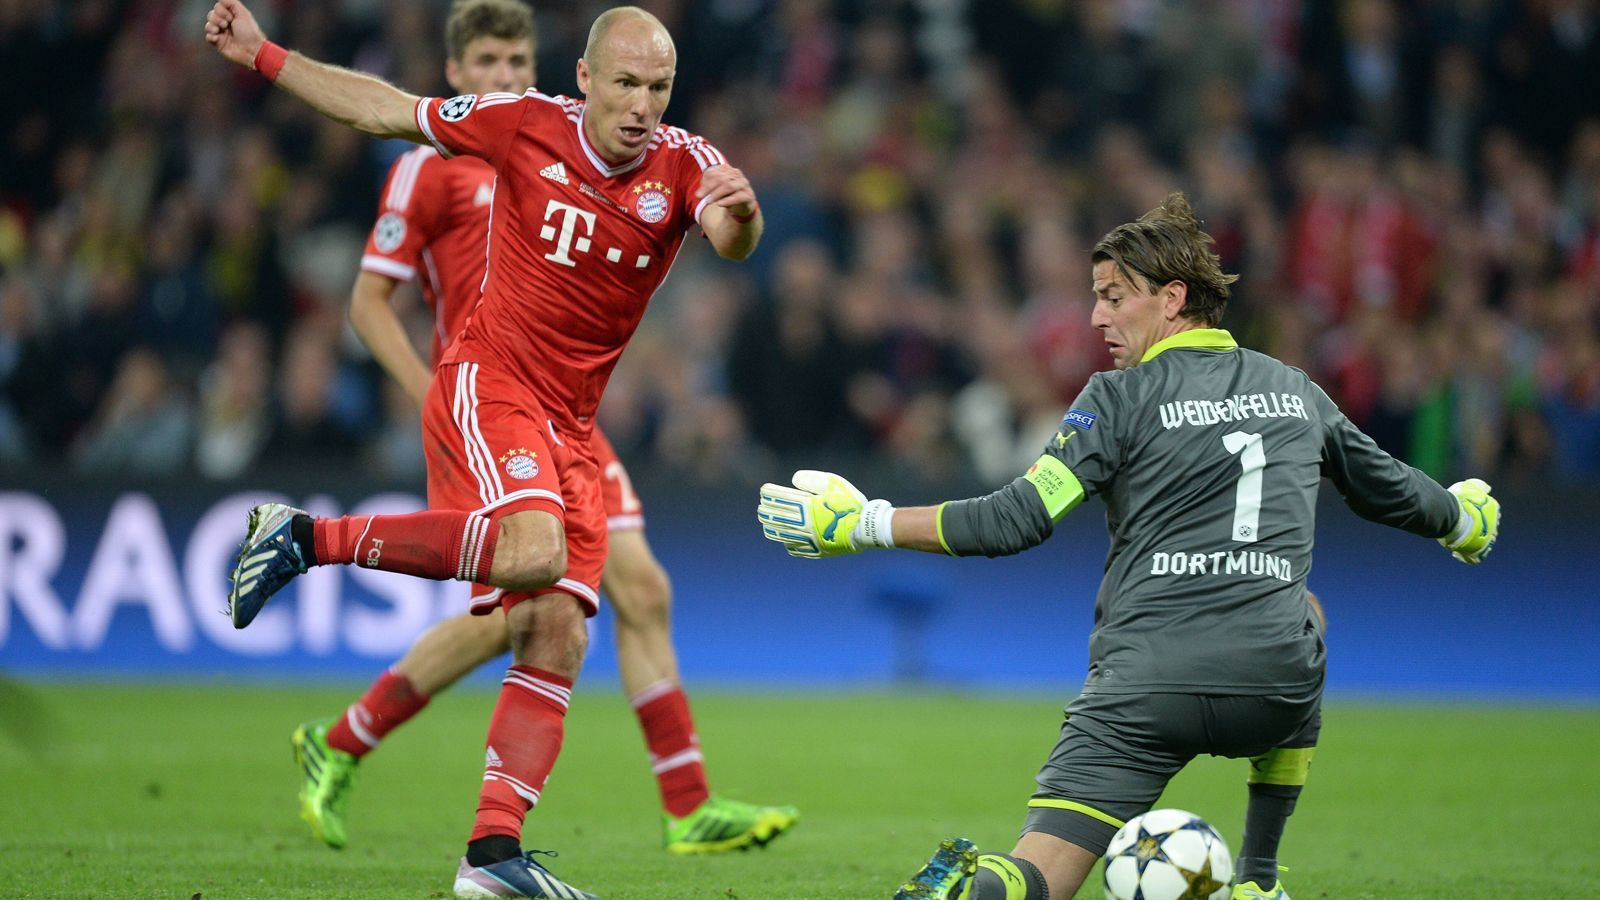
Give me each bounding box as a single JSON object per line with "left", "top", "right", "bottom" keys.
{"left": 583, "top": 6, "right": 675, "bottom": 73}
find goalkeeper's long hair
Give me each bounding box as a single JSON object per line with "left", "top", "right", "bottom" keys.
{"left": 1091, "top": 192, "right": 1239, "bottom": 327}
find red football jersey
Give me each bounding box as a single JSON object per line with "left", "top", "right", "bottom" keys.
{"left": 414, "top": 89, "right": 728, "bottom": 435}
{"left": 360, "top": 146, "right": 497, "bottom": 365}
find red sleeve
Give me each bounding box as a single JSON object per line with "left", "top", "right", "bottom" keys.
{"left": 677, "top": 133, "right": 730, "bottom": 225}
{"left": 360, "top": 149, "right": 447, "bottom": 282}
{"left": 414, "top": 90, "right": 534, "bottom": 166}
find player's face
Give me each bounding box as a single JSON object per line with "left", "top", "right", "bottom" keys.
{"left": 576, "top": 22, "right": 676, "bottom": 163}
{"left": 447, "top": 36, "right": 535, "bottom": 96}
{"left": 1091, "top": 259, "right": 1186, "bottom": 369}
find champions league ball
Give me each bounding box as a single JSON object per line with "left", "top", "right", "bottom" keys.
{"left": 1102, "top": 808, "right": 1233, "bottom": 900}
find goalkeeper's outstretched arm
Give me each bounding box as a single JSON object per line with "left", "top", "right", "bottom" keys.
{"left": 1312, "top": 383, "right": 1501, "bottom": 564}
{"left": 758, "top": 457, "right": 1083, "bottom": 559}
{"left": 205, "top": 0, "right": 425, "bottom": 143}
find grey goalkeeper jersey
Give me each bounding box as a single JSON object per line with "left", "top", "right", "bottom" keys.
{"left": 940, "top": 329, "right": 1459, "bottom": 695}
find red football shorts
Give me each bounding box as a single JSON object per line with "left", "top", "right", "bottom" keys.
{"left": 590, "top": 425, "right": 645, "bottom": 532}
{"left": 422, "top": 361, "right": 605, "bottom": 616}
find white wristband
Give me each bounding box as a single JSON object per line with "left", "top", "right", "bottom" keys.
{"left": 853, "top": 499, "right": 896, "bottom": 550}
{"left": 1445, "top": 504, "right": 1474, "bottom": 548}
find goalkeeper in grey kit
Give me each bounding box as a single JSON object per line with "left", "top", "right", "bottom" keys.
{"left": 757, "top": 193, "right": 1501, "bottom": 900}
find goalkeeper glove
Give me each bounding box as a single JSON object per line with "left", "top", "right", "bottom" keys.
{"left": 1438, "top": 477, "right": 1500, "bottom": 565}
{"left": 757, "top": 470, "right": 895, "bottom": 558}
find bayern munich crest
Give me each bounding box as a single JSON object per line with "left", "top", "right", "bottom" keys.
{"left": 498, "top": 447, "right": 539, "bottom": 480}
{"left": 633, "top": 180, "right": 671, "bottom": 223}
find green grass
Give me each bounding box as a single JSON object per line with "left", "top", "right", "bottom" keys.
{"left": 0, "top": 682, "right": 1595, "bottom": 898}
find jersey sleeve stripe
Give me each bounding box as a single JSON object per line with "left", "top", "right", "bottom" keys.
{"left": 385, "top": 152, "right": 416, "bottom": 211}
{"left": 414, "top": 97, "right": 452, "bottom": 158}
{"left": 693, "top": 194, "right": 714, "bottom": 225}
{"left": 360, "top": 255, "right": 415, "bottom": 280}
{"left": 385, "top": 148, "right": 429, "bottom": 212}
{"left": 688, "top": 146, "right": 711, "bottom": 170}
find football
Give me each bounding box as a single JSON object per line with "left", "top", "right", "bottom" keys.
{"left": 1102, "top": 808, "right": 1234, "bottom": 900}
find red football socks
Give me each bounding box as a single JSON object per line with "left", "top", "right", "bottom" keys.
{"left": 470, "top": 666, "right": 574, "bottom": 841}
{"left": 325, "top": 668, "right": 431, "bottom": 758}
{"left": 632, "top": 680, "right": 710, "bottom": 817}
{"left": 313, "top": 510, "right": 497, "bottom": 582}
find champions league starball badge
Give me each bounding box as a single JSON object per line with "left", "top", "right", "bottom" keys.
{"left": 373, "top": 213, "right": 407, "bottom": 252}
{"left": 633, "top": 180, "right": 671, "bottom": 223}
{"left": 498, "top": 447, "right": 540, "bottom": 480}
{"left": 439, "top": 94, "right": 478, "bottom": 121}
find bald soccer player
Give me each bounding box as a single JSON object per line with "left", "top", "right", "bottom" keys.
{"left": 208, "top": 2, "right": 770, "bottom": 895}
{"left": 289, "top": 0, "right": 795, "bottom": 865}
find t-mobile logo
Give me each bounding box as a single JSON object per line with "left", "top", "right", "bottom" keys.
{"left": 539, "top": 199, "right": 597, "bottom": 267}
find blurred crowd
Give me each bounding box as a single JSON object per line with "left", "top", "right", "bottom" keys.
{"left": 3, "top": 0, "right": 1599, "bottom": 488}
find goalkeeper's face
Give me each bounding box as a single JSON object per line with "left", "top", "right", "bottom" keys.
{"left": 447, "top": 36, "right": 535, "bottom": 96}
{"left": 1090, "top": 259, "right": 1189, "bottom": 369}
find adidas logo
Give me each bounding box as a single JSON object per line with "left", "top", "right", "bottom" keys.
{"left": 539, "top": 162, "right": 568, "bottom": 184}
{"left": 485, "top": 745, "right": 503, "bottom": 768}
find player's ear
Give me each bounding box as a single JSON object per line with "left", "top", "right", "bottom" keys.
{"left": 1162, "top": 280, "right": 1188, "bottom": 321}
{"left": 445, "top": 57, "right": 463, "bottom": 94}
{"left": 576, "top": 57, "right": 591, "bottom": 92}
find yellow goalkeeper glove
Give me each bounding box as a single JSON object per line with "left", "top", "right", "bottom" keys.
{"left": 1439, "top": 478, "right": 1500, "bottom": 565}
{"left": 757, "top": 470, "right": 895, "bottom": 558}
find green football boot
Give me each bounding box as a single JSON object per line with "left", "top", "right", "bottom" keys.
{"left": 291, "top": 719, "right": 359, "bottom": 849}
{"left": 662, "top": 794, "right": 800, "bottom": 854}
{"left": 894, "top": 837, "right": 978, "bottom": 899}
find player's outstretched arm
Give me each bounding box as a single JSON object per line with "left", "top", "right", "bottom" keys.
{"left": 204, "top": 0, "right": 424, "bottom": 143}
{"left": 348, "top": 272, "right": 432, "bottom": 407}
{"left": 1437, "top": 478, "right": 1501, "bottom": 565}
{"left": 757, "top": 463, "right": 1075, "bottom": 559}
{"left": 1313, "top": 382, "right": 1501, "bottom": 558}
{"left": 697, "top": 166, "right": 763, "bottom": 260}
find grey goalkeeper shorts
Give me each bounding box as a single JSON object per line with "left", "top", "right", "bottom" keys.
{"left": 1021, "top": 683, "right": 1323, "bottom": 855}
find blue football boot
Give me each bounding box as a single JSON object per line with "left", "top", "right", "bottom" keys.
{"left": 895, "top": 837, "right": 979, "bottom": 899}
{"left": 452, "top": 851, "right": 598, "bottom": 898}
{"left": 228, "top": 502, "right": 309, "bottom": 628}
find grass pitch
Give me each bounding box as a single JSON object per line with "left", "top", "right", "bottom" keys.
{"left": 0, "top": 682, "right": 1594, "bottom": 898}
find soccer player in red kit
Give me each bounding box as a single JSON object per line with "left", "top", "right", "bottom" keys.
{"left": 292, "top": 0, "right": 796, "bottom": 862}
{"left": 206, "top": 1, "right": 765, "bottom": 895}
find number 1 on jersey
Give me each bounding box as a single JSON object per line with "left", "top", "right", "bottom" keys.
{"left": 1222, "top": 431, "right": 1264, "bottom": 542}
